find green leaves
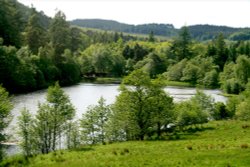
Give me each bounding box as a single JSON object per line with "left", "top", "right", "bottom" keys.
{"left": 110, "top": 70, "right": 175, "bottom": 140}
{"left": 17, "top": 82, "right": 76, "bottom": 155}
{"left": 18, "top": 108, "right": 34, "bottom": 157}
{"left": 0, "top": 85, "right": 12, "bottom": 160}
{"left": 81, "top": 97, "right": 110, "bottom": 144}
{"left": 176, "top": 90, "right": 215, "bottom": 127}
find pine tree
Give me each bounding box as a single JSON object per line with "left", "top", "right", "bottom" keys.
{"left": 49, "top": 11, "right": 71, "bottom": 59}
{"left": 25, "top": 8, "right": 47, "bottom": 54}
{"left": 171, "top": 26, "right": 192, "bottom": 60}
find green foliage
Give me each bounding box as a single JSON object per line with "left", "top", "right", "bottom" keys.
{"left": 49, "top": 11, "right": 71, "bottom": 58}
{"left": 134, "top": 52, "right": 167, "bottom": 78}
{"left": 0, "top": 85, "right": 12, "bottom": 161}
{"left": 148, "top": 31, "right": 155, "bottom": 42}
{"left": 80, "top": 43, "right": 125, "bottom": 77}
{"left": 181, "top": 63, "right": 202, "bottom": 84}
{"left": 171, "top": 26, "right": 193, "bottom": 61}
{"left": 25, "top": 8, "right": 47, "bottom": 54}
{"left": 208, "top": 33, "right": 228, "bottom": 70}
{"left": 57, "top": 50, "right": 81, "bottom": 85}
{"left": 214, "top": 102, "right": 231, "bottom": 120}
{"left": 109, "top": 70, "right": 175, "bottom": 140}
{"left": 147, "top": 81, "right": 174, "bottom": 138}
{"left": 122, "top": 43, "right": 150, "bottom": 61}
{"left": 66, "top": 121, "right": 81, "bottom": 149}
{"left": 229, "top": 31, "right": 250, "bottom": 41}
{"left": 220, "top": 56, "right": 250, "bottom": 94}
{"left": 235, "top": 100, "right": 250, "bottom": 121}
{"left": 18, "top": 108, "right": 34, "bottom": 157}
{"left": 81, "top": 97, "right": 110, "bottom": 144}
{"left": 235, "top": 55, "right": 250, "bottom": 85}
{"left": 17, "top": 82, "right": 76, "bottom": 155}
{"left": 5, "top": 120, "right": 250, "bottom": 167}
{"left": 233, "top": 82, "right": 250, "bottom": 120}
{"left": 71, "top": 19, "right": 176, "bottom": 37}
{"left": 203, "top": 70, "right": 219, "bottom": 88}
{"left": 0, "top": 0, "right": 23, "bottom": 47}
{"left": 165, "top": 59, "right": 187, "bottom": 81}
{"left": 176, "top": 91, "right": 214, "bottom": 128}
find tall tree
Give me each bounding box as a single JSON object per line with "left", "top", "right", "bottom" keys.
{"left": 109, "top": 71, "right": 175, "bottom": 140}
{"left": 147, "top": 80, "right": 174, "bottom": 138}
{"left": 171, "top": 26, "right": 192, "bottom": 61}
{"left": 49, "top": 11, "right": 71, "bottom": 59}
{"left": 18, "top": 108, "right": 35, "bottom": 157}
{"left": 214, "top": 33, "right": 228, "bottom": 70}
{"left": 0, "top": 86, "right": 12, "bottom": 161}
{"left": 81, "top": 97, "right": 110, "bottom": 145}
{"left": 0, "top": 0, "right": 23, "bottom": 47}
{"left": 46, "top": 82, "right": 75, "bottom": 150}
{"left": 25, "top": 8, "right": 47, "bottom": 54}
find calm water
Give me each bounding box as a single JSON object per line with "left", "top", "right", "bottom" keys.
{"left": 9, "top": 83, "right": 227, "bottom": 130}
{"left": 6, "top": 83, "right": 227, "bottom": 155}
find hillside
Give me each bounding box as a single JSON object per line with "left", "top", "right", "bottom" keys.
{"left": 3, "top": 120, "right": 250, "bottom": 167}
{"left": 70, "top": 19, "right": 250, "bottom": 41}
{"left": 70, "top": 19, "right": 177, "bottom": 38}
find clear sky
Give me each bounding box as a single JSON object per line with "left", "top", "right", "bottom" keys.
{"left": 18, "top": 0, "right": 250, "bottom": 28}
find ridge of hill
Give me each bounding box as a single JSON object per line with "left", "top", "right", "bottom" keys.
{"left": 71, "top": 19, "right": 250, "bottom": 41}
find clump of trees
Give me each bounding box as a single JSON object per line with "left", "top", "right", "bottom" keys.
{"left": 18, "top": 82, "right": 76, "bottom": 156}
{"left": 16, "top": 74, "right": 221, "bottom": 158}
{"left": 1, "top": 1, "right": 250, "bottom": 95}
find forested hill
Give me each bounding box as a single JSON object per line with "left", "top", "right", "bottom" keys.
{"left": 70, "top": 19, "right": 250, "bottom": 41}
{"left": 71, "top": 19, "right": 177, "bottom": 37}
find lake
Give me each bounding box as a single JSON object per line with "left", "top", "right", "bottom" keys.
{"left": 5, "top": 83, "right": 227, "bottom": 155}
{"left": 10, "top": 83, "right": 226, "bottom": 127}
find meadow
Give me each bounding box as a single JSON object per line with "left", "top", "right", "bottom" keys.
{"left": 2, "top": 120, "right": 250, "bottom": 167}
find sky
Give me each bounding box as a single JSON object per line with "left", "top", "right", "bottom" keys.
{"left": 18, "top": 0, "right": 250, "bottom": 28}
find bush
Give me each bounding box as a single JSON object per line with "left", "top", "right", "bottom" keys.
{"left": 235, "top": 100, "right": 250, "bottom": 121}
{"left": 214, "top": 102, "right": 231, "bottom": 120}
{"left": 223, "top": 78, "right": 244, "bottom": 94}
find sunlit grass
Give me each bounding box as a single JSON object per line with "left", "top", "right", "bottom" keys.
{"left": 2, "top": 120, "right": 250, "bottom": 167}
{"left": 163, "top": 80, "right": 194, "bottom": 87}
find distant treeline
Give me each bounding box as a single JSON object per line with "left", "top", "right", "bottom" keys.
{"left": 71, "top": 19, "right": 250, "bottom": 41}
{"left": 1, "top": 0, "right": 250, "bottom": 95}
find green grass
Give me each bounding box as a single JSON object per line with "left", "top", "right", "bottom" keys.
{"left": 163, "top": 80, "right": 194, "bottom": 87}
{"left": 82, "top": 77, "right": 122, "bottom": 84}
{"left": 3, "top": 120, "right": 250, "bottom": 167}
{"left": 94, "top": 77, "right": 122, "bottom": 84}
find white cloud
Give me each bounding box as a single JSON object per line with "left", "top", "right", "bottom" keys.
{"left": 18, "top": 0, "right": 250, "bottom": 28}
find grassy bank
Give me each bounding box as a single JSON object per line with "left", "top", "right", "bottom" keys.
{"left": 3, "top": 120, "right": 250, "bottom": 167}
{"left": 82, "top": 77, "right": 122, "bottom": 84}
{"left": 83, "top": 78, "right": 194, "bottom": 87}
{"left": 163, "top": 80, "right": 194, "bottom": 87}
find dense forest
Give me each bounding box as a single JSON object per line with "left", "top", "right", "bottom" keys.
{"left": 1, "top": 0, "right": 250, "bottom": 164}
{"left": 1, "top": 0, "right": 250, "bottom": 94}
{"left": 71, "top": 19, "right": 250, "bottom": 41}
